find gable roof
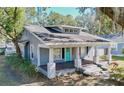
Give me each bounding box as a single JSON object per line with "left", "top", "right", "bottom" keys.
{"left": 99, "top": 34, "right": 124, "bottom": 43}
{"left": 24, "top": 25, "right": 110, "bottom": 46}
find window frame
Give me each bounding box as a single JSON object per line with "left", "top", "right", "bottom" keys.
{"left": 53, "top": 48, "right": 62, "bottom": 61}
{"left": 30, "top": 44, "right": 34, "bottom": 60}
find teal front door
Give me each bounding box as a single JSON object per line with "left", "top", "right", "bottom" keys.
{"left": 65, "top": 48, "right": 71, "bottom": 61}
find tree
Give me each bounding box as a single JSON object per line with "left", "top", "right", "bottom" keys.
{"left": 76, "top": 7, "right": 120, "bottom": 35}
{"left": 0, "top": 7, "right": 25, "bottom": 58}
{"left": 47, "top": 12, "right": 77, "bottom": 26}
{"left": 35, "top": 7, "right": 49, "bottom": 26}
{"left": 25, "top": 7, "right": 36, "bottom": 24}
{"left": 75, "top": 14, "right": 98, "bottom": 34}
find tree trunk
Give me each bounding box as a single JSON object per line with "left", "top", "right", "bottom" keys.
{"left": 12, "top": 39, "right": 22, "bottom": 58}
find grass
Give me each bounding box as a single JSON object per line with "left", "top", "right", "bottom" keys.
{"left": 112, "top": 56, "right": 124, "bottom": 61}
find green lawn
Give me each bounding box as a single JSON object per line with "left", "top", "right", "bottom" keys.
{"left": 112, "top": 56, "right": 124, "bottom": 61}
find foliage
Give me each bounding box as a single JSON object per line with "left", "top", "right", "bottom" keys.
{"left": 110, "top": 67, "right": 124, "bottom": 81}
{"left": 0, "top": 8, "right": 25, "bottom": 39}
{"left": 75, "top": 14, "right": 99, "bottom": 34}
{"left": 6, "top": 54, "right": 39, "bottom": 77}
{"left": 25, "top": 7, "right": 36, "bottom": 24}
{"left": 76, "top": 7, "right": 120, "bottom": 35}
{"left": 100, "top": 55, "right": 108, "bottom": 60}
{"left": 122, "top": 48, "right": 124, "bottom": 54}
{"left": 47, "top": 12, "right": 77, "bottom": 26}
{"left": 0, "top": 8, "right": 26, "bottom": 57}
{"left": 0, "top": 7, "right": 40, "bottom": 57}
{"left": 34, "top": 7, "right": 49, "bottom": 26}
{"left": 111, "top": 48, "right": 116, "bottom": 51}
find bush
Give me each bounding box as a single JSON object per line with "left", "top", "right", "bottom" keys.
{"left": 6, "top": 54, "right": 39, "bottom": 77}
{"left": 100, "top": 55, "right": 108, "bottom": 60}
{"left": 122, "top": 48, "right": 124, "bottom": 54}
{"left": 112, "top": 48, "right": 116, "bottom": 51}
{"left": 110, "top": 67, "right": 124, "bottom": 81}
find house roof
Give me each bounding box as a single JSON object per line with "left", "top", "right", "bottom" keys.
{"left": 24, "top": 25, "right": 111, "bottom": 46}
{"left": 99, "top": 34, "right": 124, "bottom": 43}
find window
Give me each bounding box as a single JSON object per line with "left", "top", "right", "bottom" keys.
{"left": 74, "top": 30, "right": 77, "bottom": 33}
{"left": 65, "top": 29, "right": 69, "bottom": 32}
{"left": 64, "top": 28, "right": 78, "bottom": 33}
{"left": 70, "top": 29, "right": 73, "bottom": 32}
{"left": 53, "top": 48, "right": 62, "bottom": 60}
{"left": 30, "top": 45, "right": 34, "bottom": 60}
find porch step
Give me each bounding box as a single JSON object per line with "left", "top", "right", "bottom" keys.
{"left": 95, "top": 62, "right": 109, "bottom": 71}
{"left": 56, "top": 68, "right": 75, "bottom": 77}
{"left": 79, "top": 64, "right": 110, "bottom": 79}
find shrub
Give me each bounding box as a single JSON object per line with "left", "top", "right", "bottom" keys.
{"left": 100, "top": 55, "right": 108, "bottom": 60}
{"left": 122, "top": 48, "right": 124, "bottom": 54}
{"left": 112, "top": 48, "right": 116, "bottom": 51}
{"left": 6, "top": 54, "right": 39, "bottom": 77}
{"left": 110, "top": 67, "right": 124, "bottom": 81}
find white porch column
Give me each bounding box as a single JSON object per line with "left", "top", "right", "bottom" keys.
{"left": 47, "top": 48, "right": 56, "bottom": 79}
{"left": 74, "top": 47, "right": 82, "bottom": 68}
{"left": 37, "top": 46, "right": 40, "bottom": 67}
{"left": 108, "top": 46, "right": 112, "bottom": 64}
{"left": 93, "top": 46, "right": 99, "bottom": 64}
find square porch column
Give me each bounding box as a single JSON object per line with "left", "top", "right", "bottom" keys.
{"left": 93, "top": 46, "right": 99, "bottom": 64}
{"left": 37, "top": 46, "right": 40, "bottom": 67}
{"left": 108, "top": 46, "right": 112, "bottom": 64}
{"left": 47, "top": 48, "right": 56, "bottom": 79}
{"left": 74, "top": 47, "right": 82, "bottom": 68}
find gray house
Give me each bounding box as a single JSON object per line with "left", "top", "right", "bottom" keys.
{"left": 19, "top": 25, "right": 112, "bottom": 79}
{"left": 100, "top": 34, "right": 124, "bottom": 56}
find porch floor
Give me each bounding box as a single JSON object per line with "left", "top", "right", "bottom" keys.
{"left": 39, "top": 59, "right": 94, "bottom": 71}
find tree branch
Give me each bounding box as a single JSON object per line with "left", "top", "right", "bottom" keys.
{"left": 13, "top": 7, "right": 17, "bottom": 37}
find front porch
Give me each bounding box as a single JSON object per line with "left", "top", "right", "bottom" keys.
{"left": 39, "top": 59, "right": 94, "bottom": 76}
{"left": 40, "top": 59, "right": 94, "bottom": 71}
{"left": 37, "top": 44, "right": 112, "bottom": 79}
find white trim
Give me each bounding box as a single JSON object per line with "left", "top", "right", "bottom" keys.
{"left": 108, "top": 46, "right": 112, "bottom": 64}
{"left": 26, "top": 29, "right": 48, "bottom": 45}
{"left": 30, "top": 44, "right": 34, "bottom": 61}
{"left": 37, "top": 45, "right": 40, "bottom": 66}
{"left": 70, "top": 48, "right": 72, "bottom": 60}
{"left": 47, "top": 42, "right": 114, "bottom": 48}
{"left": 49, "top": 48, "right": 54, "bottom": 63}
{"left": 39, "top": 44, "right": 49, "bottom": 48}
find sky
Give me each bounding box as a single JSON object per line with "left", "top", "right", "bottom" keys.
{"left": 46, "top": 7, "right": 80, "bottom": 18}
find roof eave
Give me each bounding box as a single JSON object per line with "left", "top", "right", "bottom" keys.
{"left": 46, "top": 42, "right": 114, "bottom": 48}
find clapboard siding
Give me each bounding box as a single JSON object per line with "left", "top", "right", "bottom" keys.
{"left": 20, "top": 30, "right": 43, "bottom": 65}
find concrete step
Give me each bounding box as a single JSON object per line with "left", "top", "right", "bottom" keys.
{"left": 79, "top": 64, "right": 110, "bottom": 79}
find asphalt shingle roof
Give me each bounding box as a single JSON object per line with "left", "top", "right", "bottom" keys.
{"left": 24, "top": 25, "right": 109, "bottom": 44}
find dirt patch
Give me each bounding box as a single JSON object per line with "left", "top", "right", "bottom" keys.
{"left": 0, "top": 56, "right": 24, "bottom": 85}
